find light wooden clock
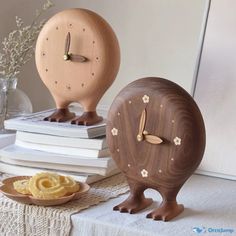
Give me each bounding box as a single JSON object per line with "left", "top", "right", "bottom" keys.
{"left": 106, "top": 77, "right": 206, "bottom": 221}
{"left": 35, "top": 8, "right": 120, "bottom": 125}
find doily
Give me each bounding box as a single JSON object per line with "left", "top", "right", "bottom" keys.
{"left": 0, "top": 173, "right": 129, "bottom": 236}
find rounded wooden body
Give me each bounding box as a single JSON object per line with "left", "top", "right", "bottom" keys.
{"left": 35, "top": 8, "right": 120, "bottom": 111}
{"left": 106, "top": 77, "right": 206, "bottom": 220}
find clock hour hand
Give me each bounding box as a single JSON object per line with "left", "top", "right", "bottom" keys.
{"left": 144, "top": 134, "right": 163, "bottom": 145}
{"left": 137, "top": 108, "right": 146, "bottom": 142}
{"left": 64, "top": 32, "right": 71, "bottom": 61}
{"left": 69, "top": 54, "right": 87, "bottom": 62}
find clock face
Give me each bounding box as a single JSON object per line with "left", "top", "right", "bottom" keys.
{"left": 35, "top": 9, "right": 120, "bottom": 104}
{"left": 107, "top": 78, "right": 205, "bottom": 187}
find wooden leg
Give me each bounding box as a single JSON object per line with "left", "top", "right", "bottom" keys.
{"left": 113, "top": 178, "right": 153, "bottom": 214}
{"left": 146, "top": 189, "right": 184, "bottom": 221}
{"left": 71, "top": 111, "right": 103, "bottom": 126}
{"left": 44, "top": 108, "right": 75, "bottom": 122}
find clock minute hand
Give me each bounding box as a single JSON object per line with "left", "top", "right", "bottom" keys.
{"left": 144, "top": 134, "right": 163, "bottom": 145}
{"left": 64, "top": 32, "right": 71, "bottom": 61}
{"left": 137, "top": 108, "right": 146, "bottom": 142}
{"left": 69, "top": 54, "right": 87, "bottom": 62}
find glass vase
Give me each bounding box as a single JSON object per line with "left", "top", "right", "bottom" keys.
{"left": 0, "top": 78, "right": 33, "bottom": 133}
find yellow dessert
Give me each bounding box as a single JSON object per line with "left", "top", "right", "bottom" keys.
{"left": 60, "top": 175, "right": 80, "bottom": 193}
{"left": 28, "top": 172, "right": 67, "bottom": 199}
{"left": 13, "top": 172, "right": 80, "bottom": 199}
{"left": 13, "top": 179, "right": 31, "bottom": 195}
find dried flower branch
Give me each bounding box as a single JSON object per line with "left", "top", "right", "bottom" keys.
{"left": 0, "top": 0, "right": 54, "bottom": 79}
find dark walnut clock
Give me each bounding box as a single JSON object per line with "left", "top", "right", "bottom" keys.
{"left": 106, "top": 77, "right": 206, "bottom": 221}
{"left": 35, "top": 8, "right": 120, "bottom": 125}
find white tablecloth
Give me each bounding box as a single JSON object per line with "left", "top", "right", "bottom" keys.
{"left": 71, "top": 174, "right": 236, "bottom": 236}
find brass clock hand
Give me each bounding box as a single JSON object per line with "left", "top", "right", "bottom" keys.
{"left": 69, "top": 54, "right": 87, "bottom": 62}
{"left": 64, "top": 32, "right": 71, "bottom": 61}
{"left": 137, "top": 108, "right": 146, "bottom": 142}
{"left": 144, "top": 134, "right": 163, "bottom": 145}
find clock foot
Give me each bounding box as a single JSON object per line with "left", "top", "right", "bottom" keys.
{"left": 71, "top": 111, "right": 103, "bottom": 126}
{"left": 146, "top": 200, "right": 184, "bottom": 221}
{"left": 113, "top": 179, "right": 153, "bottom": 214}
{"left": 113, "top": 196, "right": 153, "bottom": 214}
{"left": 44, "top": 108, "right": 75, "bottom": 122}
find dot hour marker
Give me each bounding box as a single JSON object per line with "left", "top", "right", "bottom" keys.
{"left": 128, "top": 100, "right": 132, "bottom": 104}
{"left": 160, "top": 104, "right": 163, "bottom": 108}
{"left": 158, "top": 169, "right": 162, "bottom": 173}
{"left": 117, "top": 112, "right": 120, "bottom": 116}
{"left": 117, "top": 148, "right": 120, "bottom": 152}
{"left": 171, "top": 158, "right": 174, "bottom": 161}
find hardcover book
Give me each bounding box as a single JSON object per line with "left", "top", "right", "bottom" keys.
{"left": 4, "top": 106, "right": 107, "bottom": 138}
{"left": 0, "top": 156, "right": 118, "bottom": 176}
{"left": 16, "top": 131, "right": 107, "bottom": 150}
{"left": 0, "top": 161, "right": 119, "bottom": 184}
{"left": 15, "top": 140, "right": 110, "bottom": 158}
{"left": 0, "top": 145, "right": 114, "bottom": 168}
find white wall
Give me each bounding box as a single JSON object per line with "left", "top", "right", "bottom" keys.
{"left": 195, "top": 0, "right": 236, "bottom": 180}
{"left": 0, "top": 0, "right": 208, "bottom": 111}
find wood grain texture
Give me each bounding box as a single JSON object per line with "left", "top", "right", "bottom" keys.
{"left": 35, "top": 8, "right": 120, "bottom": 124}
{"left": 106, "top": 77, "right": 206, "bottom": 221}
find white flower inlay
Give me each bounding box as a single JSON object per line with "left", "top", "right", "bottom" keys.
{"left": 141, "top": 169, "right": 148, "bottom": 178}
{"left": 142, "top": 95, "right": 149, "bottom": 104}
{"left": 111, "top": 128, "right": 118, "bottom": 136}
{"left": 174, "top": 137, "right": 181, "bottom": 146}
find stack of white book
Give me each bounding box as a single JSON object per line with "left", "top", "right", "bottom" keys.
{"left": 0, "top": 107, "right": 119, "bottom": 184}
